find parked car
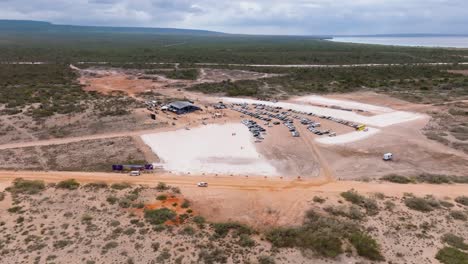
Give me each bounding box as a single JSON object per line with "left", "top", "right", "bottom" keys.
{"left": 129, "top": 171, "right": 141, "bottom": 176}
{"left": 197, "top": 182, "right": 208, "bottom": 187}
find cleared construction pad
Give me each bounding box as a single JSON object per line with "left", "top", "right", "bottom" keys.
{"left": 141, "top": 124, "right": 278, "bottom": 176}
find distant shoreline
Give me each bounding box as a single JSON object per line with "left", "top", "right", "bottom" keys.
{"left": 329, "top": 36, "right": 468, "bottom": 48}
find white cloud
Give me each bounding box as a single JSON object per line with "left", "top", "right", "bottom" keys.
{"left": 0, "top": 0, "right": 467, "bottom": 34}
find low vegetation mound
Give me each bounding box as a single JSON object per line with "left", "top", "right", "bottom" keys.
{"left": 6, "top": 178, "right": 45, "bottom": 195}
{"left": 436, "top": 247, "right": 468, "bottom": 264}
{"left": 381, "top": 173, "right": 468, "bottom": 184}
{"left": 266, "top": 210, "right": 384, "bottom": 260}
{"left": 455, "top": 196, "right": 468, "bottom": 206}
{"left": 56, "top": 179, "right": 80, "bottom": 190}
{"left": 340, "top": 190, "right": 379, "bottom": 215}
{"left": 144, "top": 208, "right": 177, "bottom": 225}
{"left": 404, "top": 196, "right": 440, "bottom": 212}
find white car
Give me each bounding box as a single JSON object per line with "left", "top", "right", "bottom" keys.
{"left": 129, "top": 171, "right": 141, "bottom": 176}
{"left": 197, "top": 182, "right": 208, "bottom": 187}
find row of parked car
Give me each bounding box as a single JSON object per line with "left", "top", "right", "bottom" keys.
{"left": 241, "top": 119, "right": 266, "bottom": 139}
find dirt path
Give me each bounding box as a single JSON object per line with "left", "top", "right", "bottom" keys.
{"left": 0, "top": 117, "right": 48, "bottom": 169}
{"left": 1, "top": 170, "right": 466, "bottom": 228}
{"left": 0, "top": 127, "right": 173, "bottom": 150}
{"left": 296, "top": 125, "right": 335, "bottom": 181}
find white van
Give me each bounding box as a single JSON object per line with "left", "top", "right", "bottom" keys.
{"left": 383, "top": 153, "right": 393, "bottom": 161}
{"left": 129, "top": 171, "right": 141, "bottom": 176}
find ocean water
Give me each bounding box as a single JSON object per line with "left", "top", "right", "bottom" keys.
{"left": 330, "top": 37, "right": 468, "bottom": 48}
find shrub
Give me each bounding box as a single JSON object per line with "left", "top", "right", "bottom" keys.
{"left": 435, "top": 247, "right": 468, "bottom": 264}
{"left": 340, "top": 190, "right": 379, "bottom": 215}
{"left": 0, "top": 192, "right": 5, "bottom": 201}
{"left": 118, "top": 198, "right": 132, "bottom": 208}
{"left": 156, "top": 182, "right": 170, "bottom": 191}
{"left": 450, "top": 211, "right": 467, "bottom": 221}
{"left": 56, "top": 179, "right": 80, "bottom": 190}
{"left": 416, "top": 174, "right": 451, "bottom": 184}
{"left": 349, "top": 232, "right": 385, "bottom": 261}
{"left": 404, "top": 197, "right": 436, "bottom": 212}
{"left": 381, "top": 174, "right": 412, "bottom": 184}
{"left": 81, "top": 214, "right": 93, "bottom": 223}
{"left": 83, "top": 182, "right": 108, "bottom": 189}
{"left": 110, "top": 182, "right": 132, "bottom": 190}
{"left": 106, "top": 196, "right": 118, "bottom": 205}
{"left": 144, "top": 208, "right": 176, "bottom": 225}
{"left": 53, "top": 240, "right": 72, "bottom": 249}
{"left": 238, "top": 234, "right": 255, "bottom": 247}
{"left": 181, "top": 199, "right": 191, "bottom": 208}
{"left": 156, "top": 195, "right": 167, "bottom": 201}
{"left": 212, "top": 222, "right": 253, "bottom": 238}
{"left": 180, "top": 226, "right": 195, "bottom": 236}
{"left": 258, "top": 255, "right": 276, "bottom": 264}
{"left": 6, "top": 178, "right": 45, "bottom": 194}
{"left": 198, "top": 248, "right": 228, "bottom": 264}
{"left": 313, "top": 196, "right": 326, "bottom": 203}
{"left": 442, "top": 233, "right": 468, "bottom": 250}
{"left": 193, "top": 216, "right": 206, "bottom": 227}
{"left": 455, "top": 196, "right": 468, "bottom": 206}
{"left": 7, "top": 206, "right": 23, "bottom": 213}
{"left": 102, "top": 241, "right": 118, "bottom": 253}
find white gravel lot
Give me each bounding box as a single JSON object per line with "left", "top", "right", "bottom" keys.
{"left": 293, "top": 95, "right": 393, "bottom": 114}
{"left": 316, "top": 127, "right": 381, "bottom": 145}
{"left": 222, "top": 97, "right": 424, "bottom": 128}
{"left": 141, "top": 123, "right": 278, "bottom": 176}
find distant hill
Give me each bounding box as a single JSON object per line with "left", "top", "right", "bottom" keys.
{"left": 0, "top": 20, "right": 226, "bottom": 36}
{"left": 333, "top": 33, "right": 468, "bottom": 38}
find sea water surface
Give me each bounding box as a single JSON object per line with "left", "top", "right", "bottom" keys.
{"left": 330, "top": 37, "right": 468, "bottom": 48}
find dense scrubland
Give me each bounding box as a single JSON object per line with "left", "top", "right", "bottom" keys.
{"left": 1, "top": 31, "right": 468, "bottom": 64}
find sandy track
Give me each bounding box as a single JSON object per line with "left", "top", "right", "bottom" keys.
{"left": 0, "top": 171, "right": 468, "bottom": 229}
{"left": 0, "top": 127, "right": 177, "bottom": 150}
{"left": 2, "top": 170, "right": 466, "bottom": 227}
{"left": 1, "top": 170, "right": 466, "bottom": 196}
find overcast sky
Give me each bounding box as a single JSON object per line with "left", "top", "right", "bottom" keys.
{"left": 1, "top": 0, "right": 467, "bottom": 35}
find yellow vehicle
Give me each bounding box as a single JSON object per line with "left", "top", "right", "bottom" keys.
{"left": 356, "top": 124, "right": 366, "bottom": 131}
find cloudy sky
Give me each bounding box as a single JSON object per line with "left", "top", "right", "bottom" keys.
{"left": 1, "top": 0, "right": 467, "bottom": 35}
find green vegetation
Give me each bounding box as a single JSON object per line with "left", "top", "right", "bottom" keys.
{"left": 156, "top": 195, "right": 167, "bottom": 201}
{"left": 312, "top": 196, "right": 326, "bottom": 203}
{"left": 450, "top": 211, "right": 467, "bottom": 221}
{"left": 181, "top": 199, "right": 191, "bottom": 208}
{"left": 83, "top": 182, "right": 108, "bottom": 189}
{"left": 436, "top": 247, "right": 468, "bottom": 264}
{"left": 110, "top": 182, "right": 132, "bottom": 190}
{"left": 455, "top": 196, "right": 468, "bottom": 206}
{"left": 144, "top": 208, "right": 177, "bottom": 225}
{"left": 189, "top": 65, "right": 468, "bottom": 102}
{"left": 266, "top": 210, "right": 383, "bottom": 260}
{"left": 2, "top": 30, "right": 468, "bottom": 65}
{"left": 381, "top": 174, "right": 413, "bottom": 184}
{"left": 441, "top": 233, "right": 468, "bottom": 250}
{"left": 6, "top": 178, "right": 45, "bottom": 195}
{"left": 156, "top": 182, "right": 170, "bottom": 191}
{"left": 0, "top": 64, "right": 138, "bottom": 119}
{"left": 56, "top": 179, "right": 80, "bottom": 190}
{"left": 212, "top": 222, "right": 253, "bottom": 238}
{"left": 340, "top": 190, "right": 379, "bottom": 215}
{"left": 349, "top": 232, "right": 385, "bottom": 261}
{"left": 404, "top": 196, "right": 440, "bottom": 212}
{"left": 190, "top": 79, "right": 260, "bottom": 97}
{"left": 381, "top": 173, "right": 468, "bottom": 184}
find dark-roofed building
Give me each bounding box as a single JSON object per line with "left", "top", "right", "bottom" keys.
{"left": 165, "top": 101, "right": 201, "bottom": 114}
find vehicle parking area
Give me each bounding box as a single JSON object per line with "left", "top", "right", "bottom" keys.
{"left": 230, "top": 102, "right": 356, "bottom": 142}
